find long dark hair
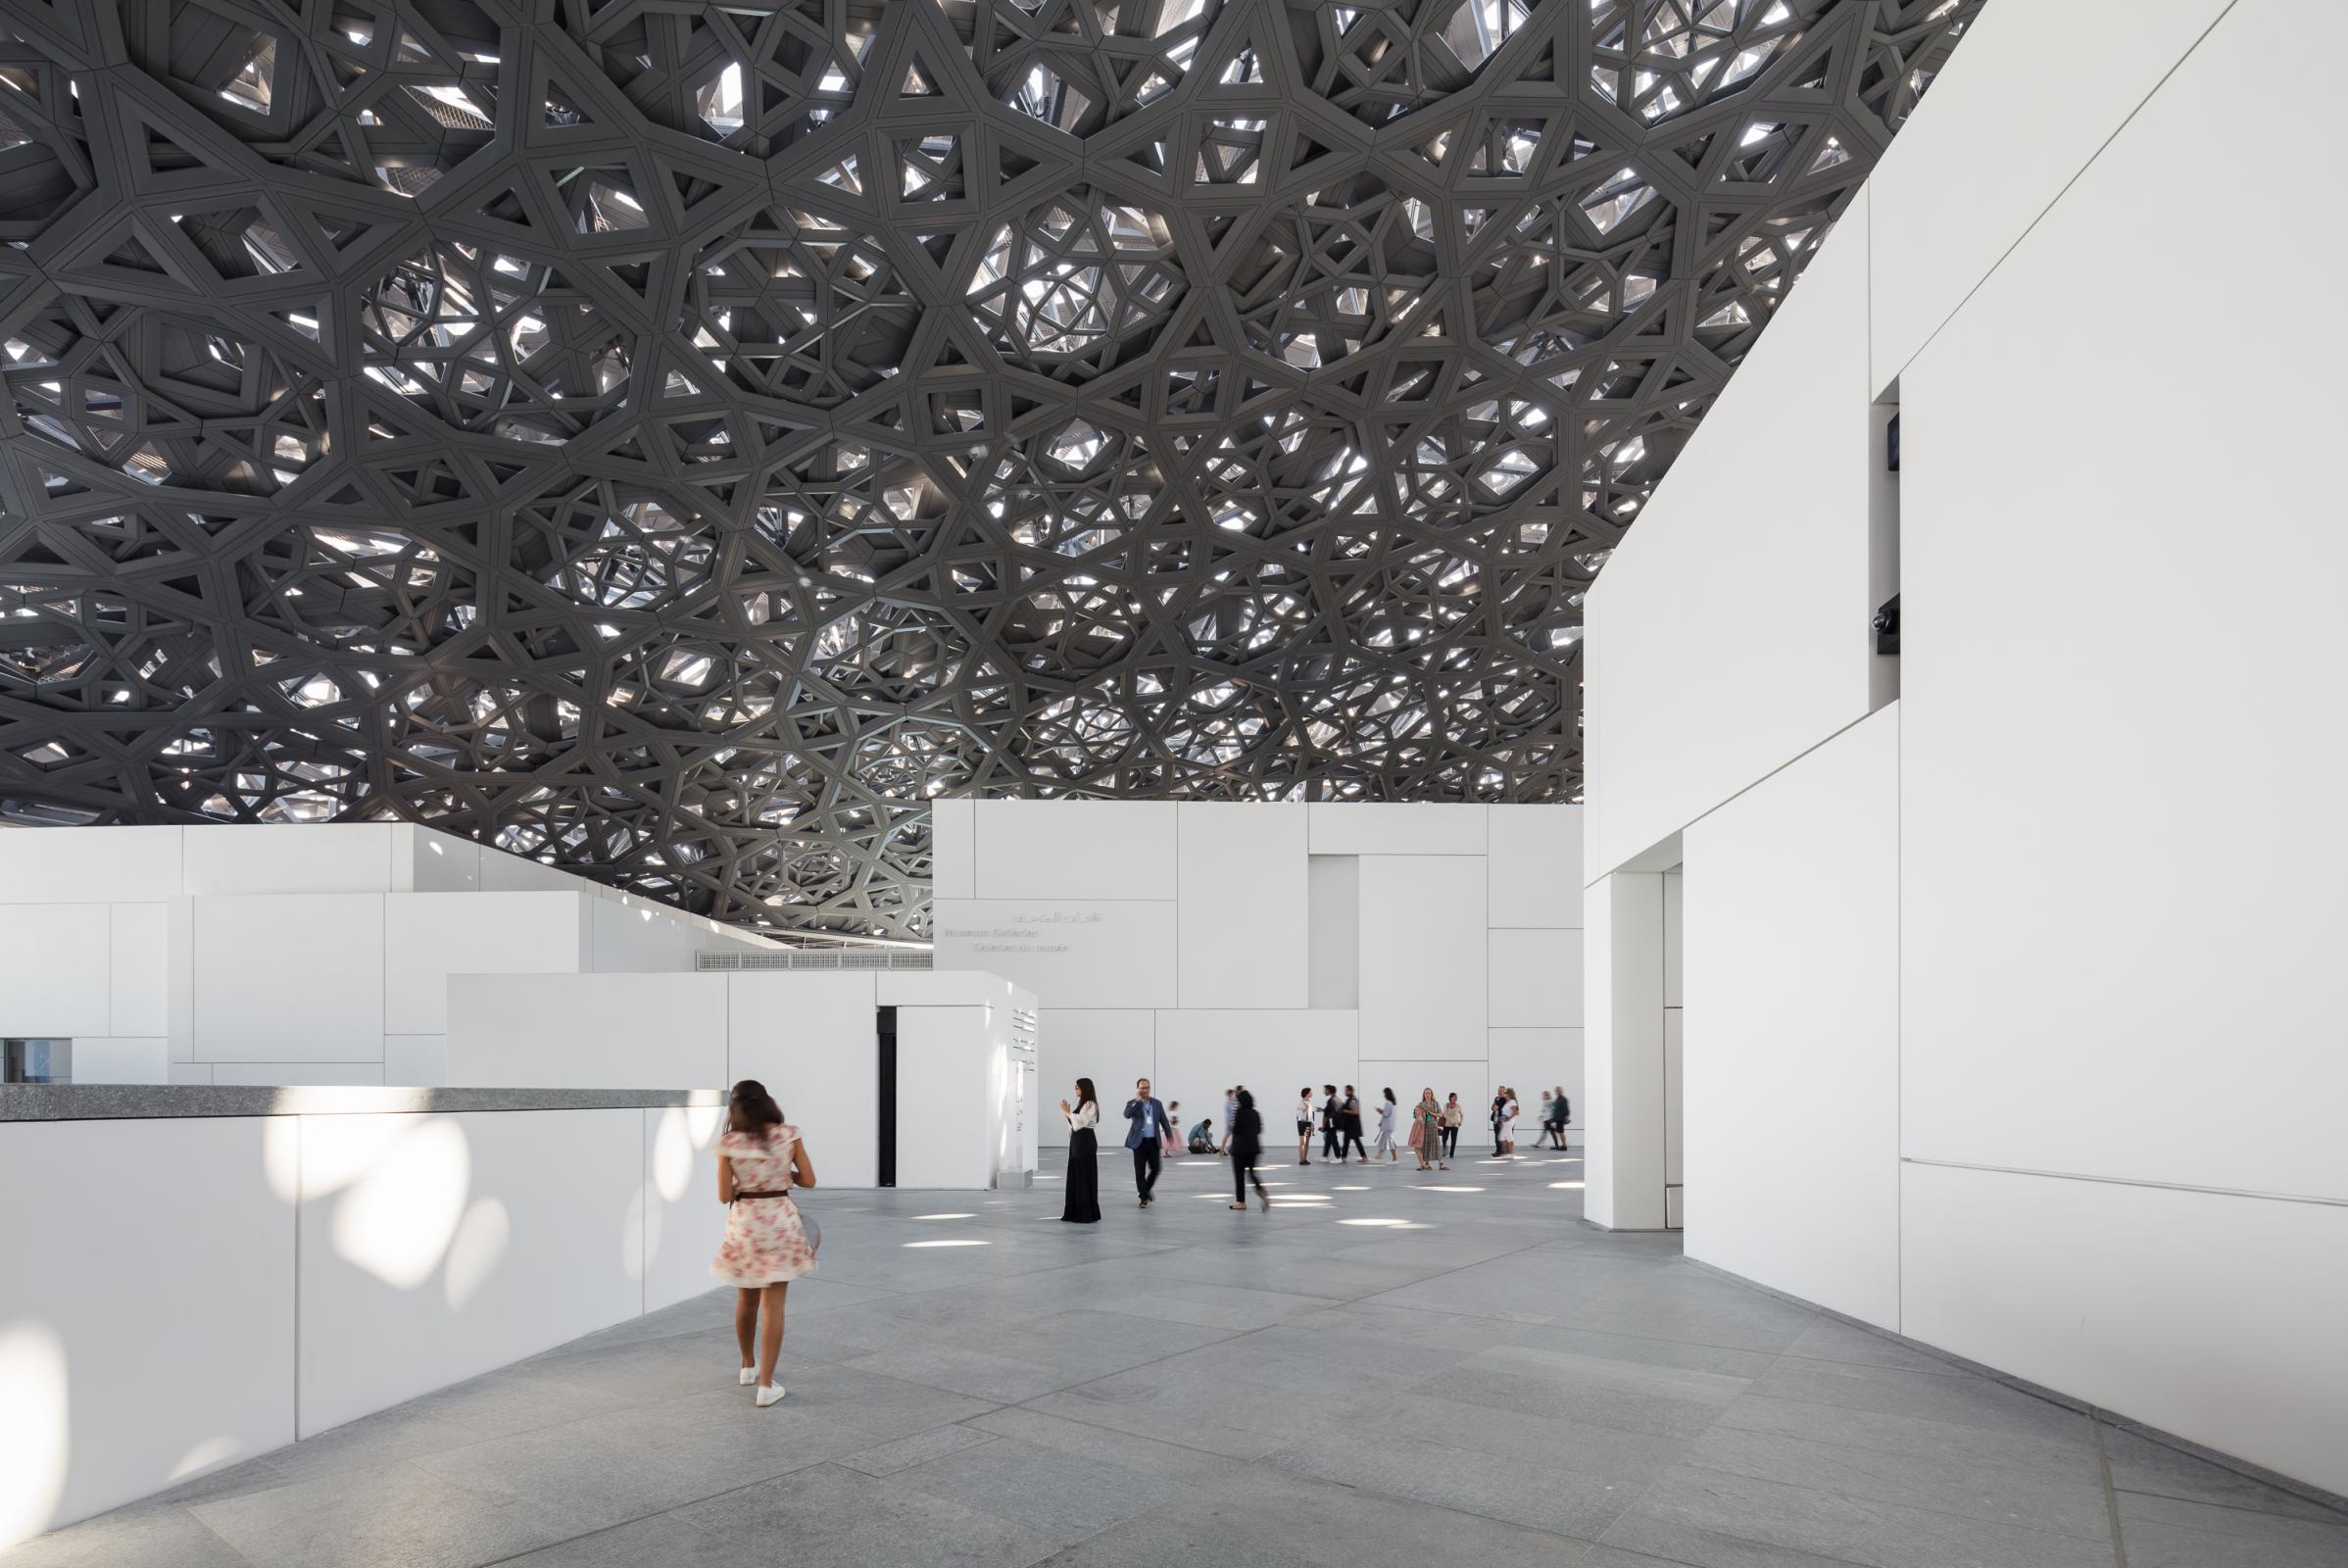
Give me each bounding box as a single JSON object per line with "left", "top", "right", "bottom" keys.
{"left": 1074, "top": 1076, "right": 1097, "bottom": 1112}
{"left": 1236, "top": 1087, "right": 1255, "bottom": 1118}
{"left": 728, "top": 1078, "right": 784, "bottom": 1141}
{"left": 1383, "top": 1086, "right": 1396, "bottom": 1104}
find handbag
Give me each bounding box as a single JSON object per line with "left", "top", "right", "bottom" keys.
{"left": 798, "top": 1207, "right": 822, "bottom": 1256}
{"left": 1406, "top": 1119, "right": 1424, "bottom": 1151}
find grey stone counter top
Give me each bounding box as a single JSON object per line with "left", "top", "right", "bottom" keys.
{"left": 0, "top": 1084, "right": 726, "bottom": 1122}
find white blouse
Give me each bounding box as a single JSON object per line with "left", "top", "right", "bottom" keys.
{"left": 1296, "top": 1098, "right": 1313, "bottom": 1122}
{"left": 1065, "top": 1101, "right": 1099, "bottom": 1131}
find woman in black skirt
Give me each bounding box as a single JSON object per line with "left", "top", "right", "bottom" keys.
{"left": 1059, "top": 1077, "right": 1101, "bottom": 1223}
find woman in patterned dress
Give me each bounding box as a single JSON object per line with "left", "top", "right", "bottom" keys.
{"left": 712, "top": 1079, "right": 818, "bottom": 1407}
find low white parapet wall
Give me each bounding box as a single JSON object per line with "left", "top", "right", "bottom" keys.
{"left": 0, "top": 1086, "right": 726, "bottom": 1547}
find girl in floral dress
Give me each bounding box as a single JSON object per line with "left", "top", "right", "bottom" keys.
{"left": 712, "top": 1079, "right": 817, "bottom": 1407}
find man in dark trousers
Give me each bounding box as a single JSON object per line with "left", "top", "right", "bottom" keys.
{"left": 1123, "top": 1077, "right": 1172, "bottom": 1207}
{"left": 1319, "top": 1083, "right": 1342, "bottom": 1162}
{"left": 1340, "top": 1085, "right": 1368, "bottom": 1163}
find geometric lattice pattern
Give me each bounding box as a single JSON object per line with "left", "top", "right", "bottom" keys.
{"left": 0, "top": 0, "right": 1980, "bottom": 937}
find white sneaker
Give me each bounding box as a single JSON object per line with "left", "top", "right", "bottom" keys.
{"left": 755, "top": 1383, "right": 786, "bottom": 1408}
{"left": 738, "top": 1367, "right": 757, "bottom": 1386}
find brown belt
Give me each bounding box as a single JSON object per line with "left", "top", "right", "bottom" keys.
{"left": 732, "top": 1190, "right": 791, "bottom": 1202}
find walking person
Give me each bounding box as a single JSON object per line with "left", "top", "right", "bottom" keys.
{"left": 1221, "top": 1087, "right": 1240, "bottom": 1153}
{"left": 1373, "top": 1088, "right": 1399, "bottom": 1162}
{"left": 1320, "top": 1084, "right": 1343, "bottom": 1161}
{"left": 1059, "top": 1078, "right": 1101, "bottom": 1223}
{"left": 1162, "top": 1100, "right": 1182, "bottom": 1156}
{"left": 1502, "top": 1088, "right": 1521, "bottom": 1154}
{"left": 711, "top": 1079, "right": 818, "bottom": 1409}
{"left": 1441, "top": 1093, "right": 1463, "bottom": 1161}
{"left": 1228, "top": 1088, "right": 1269, "bottom": 1211}
{"left": 1340, "top": 1085, "right": 1369, "bottom": 1163}
{"left": 1413, "top": 1089, "right": 1446, "bottom": 1171}
{"left": 1547, "top": 1085, "right": 1570, "bottom": 1150}
{"left": 1490, "top": 1089, "right": 1508, "bottom": 1156}
{"left": 1553, "top": 1086, "right": 1570, "bottom": 1152}
{"left": 1124, "top": 1078, "right": 1171, "bottom": 1206}
{"left": 1296, "top": 1087, "right": 1315, "bottom": 1164}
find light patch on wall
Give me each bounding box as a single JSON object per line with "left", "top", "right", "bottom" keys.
{"left": 0, "top": 1321, "right": 68, "bottom": 1550}
{"left": 652, "top": 1107, "right": 702, "bottom": 1201}
{"left": 443, "top": 1197, "right": 511, "bottom": 1309}
{"left": 169, "top": 1435, "right": 243, "bottom": 1483}
{"left": 330, "top": 1118, "right": 470, "bottom": 1289}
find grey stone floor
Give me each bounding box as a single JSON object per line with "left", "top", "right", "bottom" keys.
{"left": 12, "top": 1147, "right": 2345, "bottom": 1568}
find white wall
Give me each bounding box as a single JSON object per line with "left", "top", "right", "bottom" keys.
{"left": 0, "top": 825, "right": 774, "bottom": 1087}
{"left": 640, "top": 1103, "right": 731, "bottom": 1312}
{"left": 1582, "top": 187, "right": 1878, "bottom": 878}
{"left": 1583, "top": 872, "right": 1664, "bottom": 1230}
{"left": 0, "top": 1116, "right": 293, "bottom": 1545}
{"left": 731, "top": 970, "right": 880, "bottom": 1189}
{"left": 1176, "top": 804, "right": 1307, "bottom": 1008}
{"left": 0, "top": 1099, "right": 724, "bottom": 1546}
{"left": 935, "top": 803, "right": 1583, "bottom": 1145}
{"left": 1358, "top": 855, "right": 1486, "bottom": 1060}
{"left": 1578, "top": 0, "right": 2348, "bottom": 1495}
{"left": 446, "top": 969, "right": 1031, "bottom": 1191}
{"left": 297, "top": 1108, "right": 646, "bottom": 1434}
{"left": 1889, "top": 0, "right": 2348, "bottom": 1493}
{"left": 446, "top": 972, "right": 730, "bottom": 1090}
{"left": 1682, "top": 708, "right": 1899, "bottom": 1328}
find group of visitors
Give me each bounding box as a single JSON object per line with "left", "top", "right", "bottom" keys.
{"left": 1055, "top": 1077, "right": 1574, "bottom": 1222}
{"left": 698, "top": 1069, "right": 1575, "bottom": 1398}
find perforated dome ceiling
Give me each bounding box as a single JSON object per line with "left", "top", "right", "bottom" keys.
{"left": 0, "top": 0, "right": 1979, "bottom": 937}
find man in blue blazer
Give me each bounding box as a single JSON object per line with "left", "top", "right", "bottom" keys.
{"left": 1122, "top": 1077, "right": 1172, "bottom": 1207}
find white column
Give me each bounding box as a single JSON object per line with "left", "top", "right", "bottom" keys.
{"left": 1584, "top": 871, "right": 1668, "bottom": 1229}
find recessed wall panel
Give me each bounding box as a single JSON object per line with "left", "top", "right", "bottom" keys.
{"left": 1306, "top": 856, "right": 1360, "bottom": 1009}
{"left": 1358, "top": 856, "right": 1486, "bottom": 1059}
